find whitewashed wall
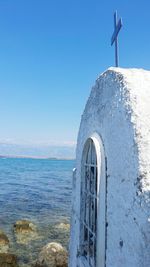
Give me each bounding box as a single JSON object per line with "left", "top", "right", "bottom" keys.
{"left": 69, "top": 68, "right": 150, "bottom": 267}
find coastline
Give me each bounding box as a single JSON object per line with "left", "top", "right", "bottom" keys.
{"left": 0, "top": 158, "right": 73, "bottom": 266}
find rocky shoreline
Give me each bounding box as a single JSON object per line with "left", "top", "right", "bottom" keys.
{"left": 0, "top": 220, "right": 69, "bottom": 267}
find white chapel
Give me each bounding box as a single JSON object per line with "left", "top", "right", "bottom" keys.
{"left": 69, "top": 67, "right": 150, "bottom": 267}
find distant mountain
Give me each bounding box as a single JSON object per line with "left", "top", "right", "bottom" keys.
{"left": 0, "top": 143, "right": 76, "bottom": 159}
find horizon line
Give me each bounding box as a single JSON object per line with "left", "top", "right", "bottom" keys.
{"left": 0, "top": 154, "right": 75, "bottom": 160}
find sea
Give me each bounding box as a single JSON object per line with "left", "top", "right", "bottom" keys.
{"left": 0, "top": 157, "right": 74, "bottom": 266}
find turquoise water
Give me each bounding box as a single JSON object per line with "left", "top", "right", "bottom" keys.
{"left": 0, "top": 158, "right": 74, "bottom": 266}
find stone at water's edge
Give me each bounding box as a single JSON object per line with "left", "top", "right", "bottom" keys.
{"left": 13, "top": 220, "right": 39, "bottom": 245}
{"left": 13, "top": 220, "right": 36, "bottom": 234}
{"left": 0, "top": 253, "right": 18, "bottom": 267}
{"left": 0, "top": 230, "right": 9, "bottom": 253}
{"left": 34, "top": 242, "right": 68, "bottom": 267}
{"left": 0, "top": 231, "right": 9, "bottom": 245}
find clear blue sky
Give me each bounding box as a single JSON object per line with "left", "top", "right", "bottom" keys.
{"left": 0, "top": 0, "right": 149, "bottom": 146}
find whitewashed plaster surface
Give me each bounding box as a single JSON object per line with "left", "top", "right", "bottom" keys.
{"left": 69, "top": 68, "right": 150, "bottom": 267}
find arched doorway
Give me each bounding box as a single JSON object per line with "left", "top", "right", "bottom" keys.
{"left": 78, "top": 133, "right": 106, "bottom": 267}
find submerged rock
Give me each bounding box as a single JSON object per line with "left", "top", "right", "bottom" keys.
{"left": 14, "top": 220, "right": 36, "bottom": 234}
{"left": 42, "top": 223, "right": 70, "bottom": 249}
{"left": 13, "top": 220, "right": 38, "bottom": 244}
{"left": 55, "top": 223, "right": 70, "bottom": 231}
{"left": 20, "top": 264, "right": 32, "bottom": 267}
{"left": 0, "top": 253, "right": 18, "bottom": 267}
{"left": 34, "top": 242, "right": 68, "bottom": 267}
{"left": 0, "top": 230, "right": 9, "bottom": 253}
